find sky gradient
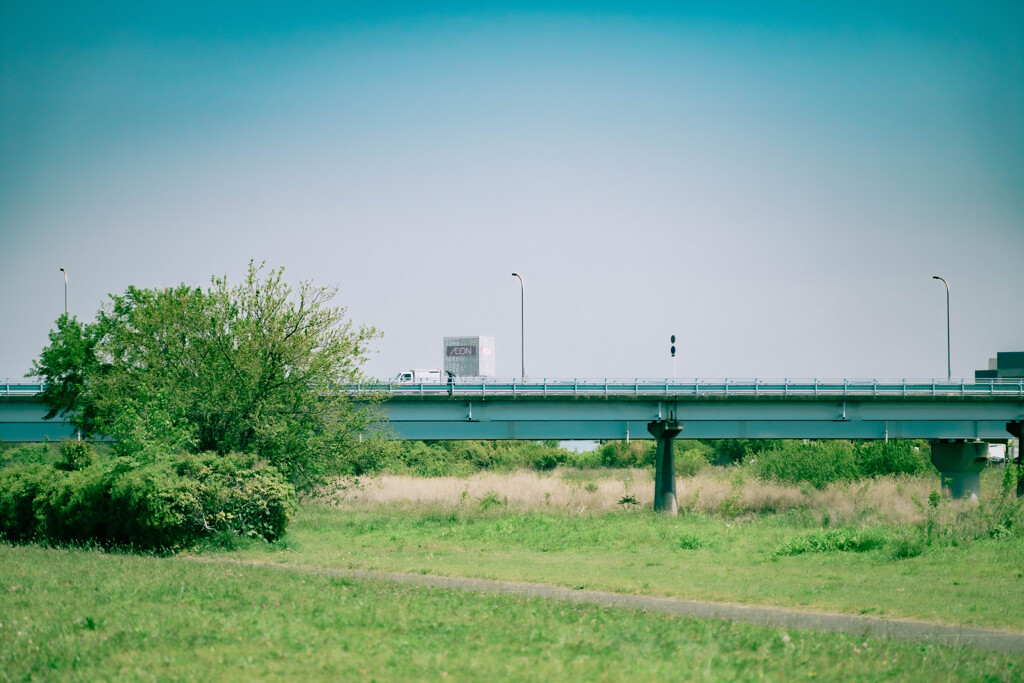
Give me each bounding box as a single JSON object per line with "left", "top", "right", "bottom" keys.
{"left": 2, "top": 2, "right": 1022, "bottom": 381}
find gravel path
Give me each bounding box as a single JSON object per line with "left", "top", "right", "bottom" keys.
{"left": 188, "top": 557, "right": 1024, "bottom": 654}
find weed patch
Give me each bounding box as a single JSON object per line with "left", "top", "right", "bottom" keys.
{"left": 773, "top": 527, "right": 890, "bottom": 556}
{"left": 676, "top": 531, "right": 715, "bottom": 550}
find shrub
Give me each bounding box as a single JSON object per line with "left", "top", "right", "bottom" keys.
{"left": 478, "top": 491, "right": 505, "bottom": 510}
{"left": 1, "top": 443, "right": 56, "bottom": 469}
{"left": 676, "top": 531, "right": 714, "bottom": 550}
{"left": 916, "top": 468, "right": 1024, "bottom": 551}
{"left": 445, "top": 441, "right": 498, "bottom": 471}
{"left": 711, "top": 439, "right": 775, "bottom": 465}
{"left": 105, "top": 459, "right": 204, "bottom": 549}
{"left": 0, "top": 465, "right": 51, "bottom": 542}
{"left": 676, "top": 447, "right": 710, "bottom": 477}
{"left": 489, "top": 441, "right": 571, "bottom": 473}
{"left": 36, "top": 463, "right": 113, "bottom": 544}
{"left": 598, "top": 441, "right": 655, "bottom": 468}
{"left": 565, "top": 447, "right": 602, "bottom": 469}
{"left": 773, "top": 527, "right": 890, "bottom": 556}
{"left": 384, "top": 441, "right": 475, "bottom": 478}
{"left": 752, "top": 441, "right": 859, "bottom": 489}
{"left": 886, "top": 530, "right": 925, "bottom": 560}
{"left": 855, "top": 441, "right": 932, "bottom": 477}
{"left": 717, "top": 439, "right": 932, "bottom": 487}
{"left": 531, "top": 451, "right": 564, "bottom": 471}
{"left": 57, "top": 440, "right": 96, "bottom": 471}
{"left": 383, "top": 440, "right": 577, "bottom": 477}
{"left": 0, "top": 451, "right": 295, "bottom": 551}
{"left": 190, "top": 453, "right": 295, "bottom": 542}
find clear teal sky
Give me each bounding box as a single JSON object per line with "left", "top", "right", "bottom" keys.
{"left": 2, "top": 2, "right": 1022, "bottom": 379}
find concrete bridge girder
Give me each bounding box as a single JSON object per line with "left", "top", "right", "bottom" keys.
{"left": 381, "top": 399, "right": 1024, "bottom": 424}
{"left": 377, "top": 395, "right": 1024, "bottom": 443}
{"left": 384, "top": 419, "right": 1015, "bottom": 442}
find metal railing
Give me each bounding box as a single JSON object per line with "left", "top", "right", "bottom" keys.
{"left": 7, "top": 377, "right": 1024, "bottom": 400}
{"left": 351, "top": 377, "right": 1024, "bottom": 399}
{"left": 0, "top": 380, "right": 46, "bottom": 397}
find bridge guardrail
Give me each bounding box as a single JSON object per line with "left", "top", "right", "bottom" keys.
{"left": 350, "top": 378, "right": 1024, "bottom": 399}
{"left": 0, "top": 380, "right": 47, "bottom": 397}
{"left": 8, "top": 377, "right": 1024, "bottom": 400}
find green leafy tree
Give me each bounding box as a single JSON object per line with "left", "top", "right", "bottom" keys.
{"left": 31, "top": 314, "right": 104, "bottom": 436}
{"left": 31, "top": 262, "right": 382, "bottom": 490}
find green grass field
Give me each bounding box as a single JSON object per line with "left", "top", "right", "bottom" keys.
{"left": 2, "top": 542, "right": 1023, "bottom": 681}
{"left": 220, "top": 497, "right": 1024, "bottom": 633}
{"left": 5, "top": 460, "right": 1024, "bottom": 680}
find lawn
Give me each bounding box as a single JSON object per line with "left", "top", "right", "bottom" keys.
{"left": 5, "top": 458, "right": 1024, "bottom": 679}
{"left": 218, "top": 474, "right": 1024, "bottom": 632}
{"left": 2, "top": 543, "right": 1022, "bottom": 681}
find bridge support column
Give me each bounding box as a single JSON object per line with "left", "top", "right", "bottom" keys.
{"left": 648, "top": 420, "right": 682, "bottom": 514}
{"left": 930, "top": 440, "right": 988, "bottom": 501}
{"left": 1007, "top": 421, "right": 1023, "bottom": 497}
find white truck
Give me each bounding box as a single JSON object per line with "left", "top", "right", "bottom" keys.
{"left": 394, "top": 369, "right": 443, "bottom": 382}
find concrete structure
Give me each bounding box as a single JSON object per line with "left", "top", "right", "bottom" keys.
{"left": 443, "top": 336, "right": 495, "bottom": 377}
{"left": 0, "top": 381, "right": 74, "bottom": 442}
{"left": 648, "top": 419, "right": 681, "bottom": 513}
{"left": 368, "top": 378, "right": 1024, "bottom": 441}
{"left": 931, "top": 440, "right": 988, "bottom": 500}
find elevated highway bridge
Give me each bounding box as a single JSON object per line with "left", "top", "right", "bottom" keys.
{"left": 5, "top": 377, "right": 1023, "bottom": 512}
{"left": 359, "top": 377, "right": 1024, "bottom": 509}
{"left": 363, "top": 377, "right": 1024, "bottom": 442}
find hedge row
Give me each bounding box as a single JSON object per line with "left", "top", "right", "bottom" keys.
{"left": 379, "top": 439, "right": 933, "bottom": 487}
{"left": 0, "top": 446, "right": 295, "bottom": 551}
{"left": 381, "top": 440, "right": 586, "bottom": 476}
{"left": 750, "top": 440, "right": 933, "bottom": 489}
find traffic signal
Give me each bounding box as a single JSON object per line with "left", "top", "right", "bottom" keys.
{"left": 670, "top": 334, "right": 676, "bottom": 358}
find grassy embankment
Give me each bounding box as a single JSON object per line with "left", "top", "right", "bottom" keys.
{"left": 4, "top": 445, "right": 1024, "bottom": 680}
{"left": 2, "top": 542, "right": 1023, "bottom": 681}
{"left": 219, "top": 467, "right": 1024, "bottom": 632}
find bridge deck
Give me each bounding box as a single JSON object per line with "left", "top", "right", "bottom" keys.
{"left": 4, "top": 379, "right": 1023, "bottom": 442}
{"left": 350, "top": 379, "right": 1024, "bottom": 441}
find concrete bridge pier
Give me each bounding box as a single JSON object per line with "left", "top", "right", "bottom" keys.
{"left": 930, "top": 440, "right": 989, "bottom": 500}
{"left": 648, "top": 420, "right": 682, "bottom": 514}
{"left": 1008, "top": 421, "right": 1023, "bottom": 497}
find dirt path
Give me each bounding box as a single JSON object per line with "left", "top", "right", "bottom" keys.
{"left": 187, "top": 557, "right": 1024, "bottom": 654}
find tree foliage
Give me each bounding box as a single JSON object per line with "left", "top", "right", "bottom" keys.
{"left": 30, "top": 262, "right": 381, "bottom": 490}
{"left": 748, "top": 440, "right": 933, "bottom": 489}
{"left": 0, "top": 451, "right": 295, "bottom": 549}
{"left": 31, "top": 314, "right": 103, "bottom": 436}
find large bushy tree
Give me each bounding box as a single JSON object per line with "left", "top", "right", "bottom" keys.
{"left": 31, "top": 263, "right": 382, "bottom": 490}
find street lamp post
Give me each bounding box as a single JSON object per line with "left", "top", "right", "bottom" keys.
{"left": 511, "top": 273, "right": 525, "bottom": 379}
{"left": 932, "top": 276, "right": 950, "bottom": 379}
{"left": 59, "top": 268, "right": 68, "bottom": 316}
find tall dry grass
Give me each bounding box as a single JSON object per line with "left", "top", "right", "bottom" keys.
{"left": 321, "top": 467, "right": 942, "bottom": 525}
{"left": 324, "top": 469, "right": 651, "bottom": 513}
